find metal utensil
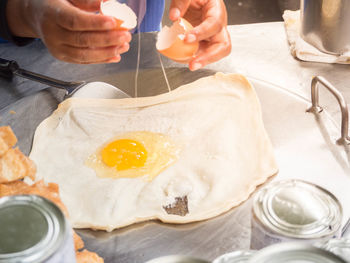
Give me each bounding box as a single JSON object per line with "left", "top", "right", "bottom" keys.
{"left": 300, "top": 0, "right": 350, "bottom": 55}
{"left": 0, "top": 58, "right": 130, "bottom": 99}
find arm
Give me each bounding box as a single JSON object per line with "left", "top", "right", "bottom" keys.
{"left": 3, "top": 0, "right": 132, "bottom": 64}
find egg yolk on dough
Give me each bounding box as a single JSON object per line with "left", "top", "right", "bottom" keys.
{"left": 86, "top": 131, "right": 179, "bottom": 181}
{"left": 101, "top": 139, "right": 147, "bottom": 170}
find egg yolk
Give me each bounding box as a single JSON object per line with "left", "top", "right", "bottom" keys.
{"left": 101, "top": 139, "right": 147, "bottom": 171}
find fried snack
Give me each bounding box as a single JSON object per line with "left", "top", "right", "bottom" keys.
{"left": 0, "top": 148, "right": 36, "bottom": 183}
{"left": 0, "top": 126, "right": 17, "bottom": 156}
{"left": 0, "top": 126, "right": 36, "bottom": 183}
{"left": 76, "top": 250, "right": 104, "bottom": 263}
{"left": 73, "top": 231, "right": 85, "bottom": 251}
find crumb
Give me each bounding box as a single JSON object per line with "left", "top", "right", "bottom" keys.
{"left": 73, "top": 231, "right": 85, "bottom": 251}
{"left": 9, "top": 110, "right": 16, "bottom": 114}
{"left": 76, "top": 250, "right": 104, "bottom": 263}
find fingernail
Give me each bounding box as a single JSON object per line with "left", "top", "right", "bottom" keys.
{"left": 169, "top": 8, "right": 181, "bottom": 20}
{"left": 104, "top": 20, "right": 116, "bottom": 29}
{"left": 191, "top": 62, "right": 202, "bottom": 71}
{"left": 186, "top": 33, "right": 196, "bottom": 43}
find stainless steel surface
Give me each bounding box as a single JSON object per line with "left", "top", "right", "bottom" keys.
{"left": 320, "top": 238, "right": 350, "bottom": 261}
{"left": 0, "top": 195, "right": 75, "bottom": 263}
{"left": 6, "top": 59, "right": 130, "bottom": 98}
{"left": 300, "top": 0, "right": 350, "bottom": 55}
{"left": 145, "top": 255, "right": 209, "bottom": 263}
{"left": 248, "top": 242, "right": 348, "bottom": 263}
{"left": 212, "top": 250, "right": 255, "bottom": 263}
{"left": 307, "top": 76, "right": 350, "bottom": 145}
{"left": 0, "top": 23, "right": 350, "bottom": 262}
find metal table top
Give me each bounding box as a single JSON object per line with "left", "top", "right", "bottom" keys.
{"left": 0, "top": 23, "right": 349, "bottom": 262}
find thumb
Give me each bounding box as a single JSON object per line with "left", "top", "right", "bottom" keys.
{"left": 69, "top": 0, "right": 102, "bottom": 12}
{"left": 169, "top": 0, "right": 191, "bottom": 21}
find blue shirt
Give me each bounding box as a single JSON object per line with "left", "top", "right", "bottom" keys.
{"left": 0, "top": 0, "right": 165, "bottom": 44}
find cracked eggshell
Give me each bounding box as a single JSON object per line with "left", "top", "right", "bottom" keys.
{"left": 156, "top": 18, "right": 199, "bottom": 63}
{"left": 100, "top": 0, "right": 137, "bottom": 30}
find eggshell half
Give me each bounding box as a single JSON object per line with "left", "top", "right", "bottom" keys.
{"left": 100, "top": 0, "right": 137, "bottom": 30}
{"left": 156, "top": 18, "right": 199, "bottom": 63}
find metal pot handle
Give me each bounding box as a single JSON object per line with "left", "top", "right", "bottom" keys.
{"left": 307, "top": 76, "right": 350, "bottom": 145}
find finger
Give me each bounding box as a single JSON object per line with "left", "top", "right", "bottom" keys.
{"left": 188, "top": 28, "right": 231, "bottom": 71}
{"left": 69, "top": 0, "right": 102, "bottom": 12}
{"left": 63, "top": 29, "right": 131, "bottom": 48}
{"left": 169, "top": 0, "right": 191, "bottom": 21}
{"left": 56, "top": 2, "right": 117, "bottom": 31}
{"left": 59, "top": 45, "right": 124, "bottom": 64}
{"left": 186, "top": 17, "right": 222, "bottom": 43}
{"left": 185, "top": 1, "right": 226, "bottom": 43}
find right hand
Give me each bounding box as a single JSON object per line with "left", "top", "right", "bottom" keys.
{"left": 6, "top": 0, "right": 132, "bottom": 64}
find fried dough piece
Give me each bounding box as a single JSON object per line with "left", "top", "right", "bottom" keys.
{"left": 73, "top": 231, "right": 85, "bottom": 251}
{"left": 0, "top": 126, "right": 36, "bottom": 183}
{"left": 0, "top": 126, "right": 17, "bottom": 156}
{"left": 76, "top": 250, "right": 104, "bottom": 263}
{"left": 0, "top": 148, "right": 36, "bottom": 183}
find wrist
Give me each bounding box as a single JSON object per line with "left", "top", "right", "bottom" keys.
{"left": 6, "top": 0, "right": 38, "bottom": 38}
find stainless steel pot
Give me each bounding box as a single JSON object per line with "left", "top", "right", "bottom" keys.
{"left": 300, "top": 0, "right": 350, "bottom": 55}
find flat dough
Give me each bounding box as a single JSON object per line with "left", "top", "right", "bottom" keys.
{"left": 28, "top": 73, "right": 278, "bottom": 231}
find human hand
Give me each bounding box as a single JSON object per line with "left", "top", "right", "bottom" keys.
{"left": 6, "top": 0, "right": 132, "bottom": 64}
{"left": 169, "top": 0, "right": 231, "bottom": 71}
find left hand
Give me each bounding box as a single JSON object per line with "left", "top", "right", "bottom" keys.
{"left": 169, "top": 0, "right": 231, "bottom": 71}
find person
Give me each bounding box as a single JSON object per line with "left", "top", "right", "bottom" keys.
{"left": 0, "top": 0, "right": 231, "bottom": 71}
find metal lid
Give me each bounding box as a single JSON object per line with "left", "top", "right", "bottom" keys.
{"left": 253, "top": 179, "right": 342, "bottom": 239}
{"left": 319, "top": 238, "right": 350, "bottom": 262}
{"left": 213, "top": 250, "right": 256, "bottom": 263}
{"left": 248, "top": 242, "right": 347, "bottom": 263}
{"left": 145, "top": 255, "right": 209, "bottom": 263}
{"left": 0, "top": 195, "right": 67, "bottom": 263}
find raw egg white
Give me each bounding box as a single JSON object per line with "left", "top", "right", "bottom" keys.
{"left": 156, "top": 18, "right": 199, "bottom": 62}
{"left": 86, "top": 131, "right": 179, "bottom": 181}
{"left": 100, "top": 0, "right": 137, "bottom": 30}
